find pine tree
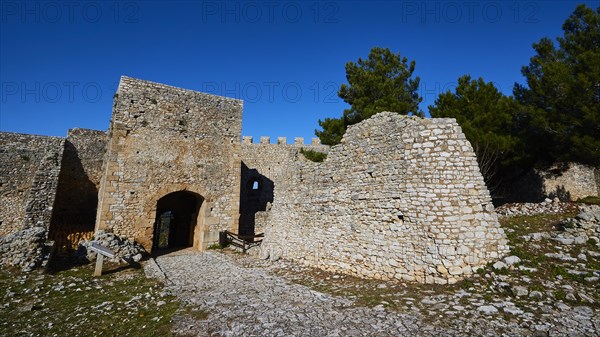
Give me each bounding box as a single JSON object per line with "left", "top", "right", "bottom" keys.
{"left": 514, "top": 4, "right": 600, "bottom": 166}
{"left": 316, "top": 47, "right": 423, "bottom": 145}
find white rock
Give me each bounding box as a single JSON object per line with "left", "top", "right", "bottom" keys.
{"left": 553, "top": 237, "right": 574, "bottom": 245}
{"left": 588, "top": 250, "right": 600, "bottom": 258}
{"left": 421, "top": 298, "right": 437, "bottom": 305}
{"left": 503, "top": 306, "right": 524, "bottom": 315}
{"left": 530, "top": 232, "right": 550, "bottom": 241}
{"left": 448, "top": 266, "right": 462, "bottom": 275}
{"left": 518, "top": 266, "right": 537, "bottom": 273}
{"left": 529, "top": 291, "right": 543, "bottom": 299}
{"left": 503, "top": 255, "right": 521, "bottom": 266}
{"left": 492, "top": 261, "right": 507, "bottom": 270}
{"left": 584, "top": 276, "right": 599, "bottom": 283}
{"left": 544, "top": 253, "right": 577, "bottom": 261}
{"left": 512, "top": 286, "right": 528, "bottom": 297}
{"left": 573, "top": 235, "right": 588, "bottom": 245}
{"left": 578, "top": 293, "right": 595, "bottom": 304}
{"left": 478, "top": 305, "right": 498, "bottom": 315}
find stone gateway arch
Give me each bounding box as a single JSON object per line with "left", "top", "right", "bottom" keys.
{"left": 94, "top": 77, "right": 243, "bottom": 252}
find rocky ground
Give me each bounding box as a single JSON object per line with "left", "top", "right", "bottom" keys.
{"left": 148, "top": 202, "right": 599, "bottom": 336}
{"left": 495, "top": 198, "right": 577, "bottom": 217}
{"left": 1, "top": 202, "right": 599, "bottom": 336}
{"left": 0, "top": 260, "right": 184, "bottom": 336}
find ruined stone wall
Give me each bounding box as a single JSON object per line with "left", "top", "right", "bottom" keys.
{"left": 0, "top": 132, "right": 64, "bottom": 270}
{"left": 49, "top": 128, "right": 107, "bottom": 252}
{"left": 65, "top": 128, "right": 107, "bottom": 187}
{"left": 538, "top": 163, "right": 599, "bottom": 201}
{"left": 0, "top": 133, "right": 64, "bottom": 235}
{"left": 501, "top": 163, "right": 599, "bottom": 203}
{"left": 95, "top": 76, "right": 243, "bottom": 251}
{"left": 240, "top": 136, "right": 328, "bottom": 235}
{"left": 259, "top": 112, "right": 509, "bottom": 284}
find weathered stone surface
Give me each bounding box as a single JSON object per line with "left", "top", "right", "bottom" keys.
{"left": 151, "top": 252, "right": 512, "bottom": 336}
{"left": 529, "top": 291, "right": 544, "bottom": 299}
{"left": 239, "top": 140, "right": 328, "bottom": 236}
{"left": 259, "top": 112, "right": 509, "bottom": 283}
{"left": 503, "top": 162, "right": 599, "bottom": 202}
{"left": 478, "top": 305, "right": 498, "bottom": 314}
{"left": 493, "top": 261, "right": 508, "bottom": 270}
{"left": 149, "top": 249, "right": 600, "bottom": 336}
{"left": 538, "top": 163, "right": 599, "bottom": 201}
{"left": 503, "top": 306, "right": 524, "bottom": 315}
{"left": 495, "top": 199, "right": 575, "bottom": 217}
{"left": 95, "top": 76, "right": 243, "bottom": 251}
{"left": 0, "top": 133, "right": 64, "bottom": 236}
{"left": 48, "top": 128, "right": 107, "bottom": 252}
{"left": 512, "top": 285, "right": 529, "bottom": 297}
{"left": 0, "top": 224, "right": 50, "bottom": 270}
{"left": 0, "top": 133, "right": 65, "bottom": 270}
{"left": 504, "top": 255, "right": 521, "bottom": 266}
{"left": 544, "top": 253, "right": 577, "bottom": 261}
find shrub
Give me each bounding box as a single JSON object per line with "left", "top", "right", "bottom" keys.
{"left": 300, "top": 148, "right": 327, "bottom": 162}
{"left": 576, "top": 196, "right": 600, "bottom": 205}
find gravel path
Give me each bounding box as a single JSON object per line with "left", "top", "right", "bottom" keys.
{"left": 146, "top": 205, "right": 600, "bottom": 336}
{"left": 152, "top": 251, "right": 518, "bottom": 337}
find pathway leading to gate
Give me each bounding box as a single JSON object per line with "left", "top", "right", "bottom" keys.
{"left": 150, "top": 251, "right": 500, "bottom": 337}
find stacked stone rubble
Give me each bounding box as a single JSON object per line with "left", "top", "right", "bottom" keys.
{"left": 77, "top": 229, "right": 147, "bottom": 263}
{"left": 0, "top": 224, "right": 49, "bottom": 271}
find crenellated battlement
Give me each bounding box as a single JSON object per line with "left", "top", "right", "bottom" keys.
{"left": 242, "top": 136, "right": 325, "bottom": 146}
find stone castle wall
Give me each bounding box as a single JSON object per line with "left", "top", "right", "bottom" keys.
{"left": 258, "top": 112, "right": 509, "bottom": 284}
{"left": 538, "top": 163, "right": 599, "bottom": 201}
{"left": 95, "top": 76, "right": 243, "bottom": 251}
{"left": 49, "top": 128, "right": 107, "bottom": 252}
{"left": 0, "top": 133, "right": 65, "bottom": 235}
{"left": 1, "top": 77, "right": 513, "bottom": 279}
{"left": 240, "top": 137, "right": 328, "bottom": 235}
{"left": 0, "top": 132, "right": 65, "bottom": 269}
{"left": 501, "top": 163, "right": 599, "bottom": 204}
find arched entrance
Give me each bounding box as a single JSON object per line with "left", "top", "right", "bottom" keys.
{"left": 153, "top": 191, "right": 203, "bottom": 253}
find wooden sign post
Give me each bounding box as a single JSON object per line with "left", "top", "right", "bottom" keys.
{"left": 89, "top": 242, "right": 116, "bottom": 277}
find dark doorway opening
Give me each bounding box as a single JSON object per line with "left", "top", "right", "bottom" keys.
{"left": 239, "top": 162, "right": 274, "bottom": 237}
{"left": 153, "top": 191, "right": 202, "bottom": 254}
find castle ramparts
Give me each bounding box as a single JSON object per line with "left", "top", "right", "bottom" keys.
{"left": 0, "top": 76, "right": 510, "bottom": 283}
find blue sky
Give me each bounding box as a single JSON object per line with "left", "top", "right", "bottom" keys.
{"left": 1, "top": 0, "right": 598, "bottom": 142}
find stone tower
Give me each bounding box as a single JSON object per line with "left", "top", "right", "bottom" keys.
{"left": 95, "top": 77, "right": 243, "bottom": 251}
